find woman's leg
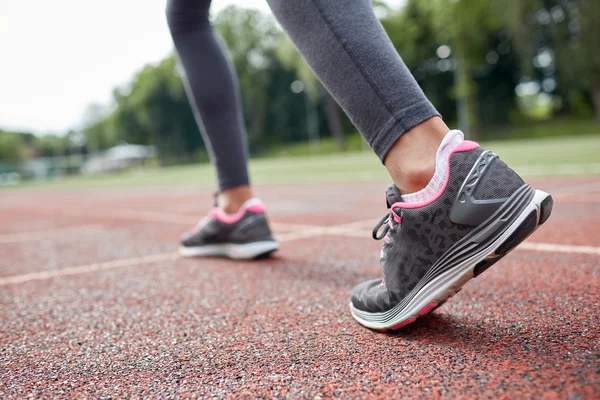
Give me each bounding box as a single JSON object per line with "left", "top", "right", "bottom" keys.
{"left": 266, "top": 0, "right": 553, "bottom": 330}
{"left": 267, "top": 0, "right": 447, "bottom": 194}
{"left": 166, "top": 0, "right": 252, "bottom": 213}
{"left": 167, "top": 0, "right": 278, "bottom": 260}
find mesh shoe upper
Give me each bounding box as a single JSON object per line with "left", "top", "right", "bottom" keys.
{"left": 351, "top": 143, "right": 526, "bottom": 313}
{"left": 472, "top": 158, "right": 524, "bottom": 200}
{"left": 181, "top": 207, "right": 274, "bottom": 248}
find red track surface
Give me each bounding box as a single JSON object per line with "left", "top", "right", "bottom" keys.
{"left": 1, "top": 178, "right": 599, "bottom": 398}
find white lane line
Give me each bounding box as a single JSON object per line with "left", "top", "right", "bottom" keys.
{"left": 517, "top": 242, "right": 600, "bottom": 255}
{"left": 53, "top": 205, "right": 329, "bottom": 233}
{"left": 549, "top": 181, "right": 600, "bottom": 195}
{"left": 552, "top": 194, "right": 600, "bottom": 204}
{"left": 51, "top": 204, "right": 381, "bottom": 234}
{"left": 0, "top": 252, "right": 180, "bottom": 286}
{"left": 273, "top": 222, "right": 329, "bottom": 232}
{"left": 516, "top": 163, "right": 600, "bottom": 177}
{"left": 338, "top": 228, "right": 600, "bottom": 255}
{"left": 58, "top": 207, "right": 193, "bottom": 224}
{"left": 0, "top": 223, "right": 349, "bottom": 286}
{"left": 274, "top": 220, "right": 378, "bottom": 241}
{"left": 276, "top": 228, "right": 331, "bottom": 242}
{"left": 0, "top": 225, "right": 102, "bottom": 244}
{"left": 2, "top": 222, "right": 598, "bottom": 287}
{"left": 333, "top": 219, "right": 378, "bottom": 230}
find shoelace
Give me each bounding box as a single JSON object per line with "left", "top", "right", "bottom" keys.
{"left": 372, "top": 209, "right": 401, "bottom": 240}
{"left": 373, "top": 210, "right": 401, "bottom": 287}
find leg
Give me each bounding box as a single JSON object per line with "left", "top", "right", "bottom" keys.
{"left": 167, "top": 0, "right": 278, "bottom": 259}
{"left": 267, "top": 0, "right": 553, "bottom": 330}
{"left": 166, "top": 0, "right": 252, "bottom": 213}
{"left": 267, "top": 0, "right": 447, "bottom": 193}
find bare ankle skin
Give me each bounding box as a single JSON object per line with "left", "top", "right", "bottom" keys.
{"left": 383, "top": 117, "right": 450, "bottom": 194}
{"left": 218, "top": 185, "right": 254, "bottom": 214}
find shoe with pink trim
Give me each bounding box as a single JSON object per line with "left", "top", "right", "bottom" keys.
{"left": 179, "top": 198, "right": 278, "bottom": 259}
{"left": 350, "top": 140, "right": 553, "bottom": 331}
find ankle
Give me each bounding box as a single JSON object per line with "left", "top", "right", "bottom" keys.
{"left": 384, "top": 117, "right": 449, "bottom": 194}
{"left": 394, "top": 161, "right": 436, "bottom": 194}
{"left": 218, "top": 186, "right": 254, "bottom": 214}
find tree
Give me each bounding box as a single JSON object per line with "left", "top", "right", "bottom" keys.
{"left": 505, "top": 0, "right": 600, "bottom": 121}
{"left": 276, "top": 35, "right": 346, "bottom": 150}
{"left": 380, "top": 1, "right": 457, "bottom": 122}
{"left": 422, "top": 0, "right": 504, "bottom": 139}
{"left": 0, "top": 131, "right": 26, "bottom": 163}
{"left": 214, "top": 7, "right": 282, "bottom": 146}
{"left": 112, "top": 56, "right": 200, "bottom": 164}
{"left": 37, "top": 134, "right": 69, "bottom": 158}
{"left": 577, "top": 0, "right": 600, "bottom": 120}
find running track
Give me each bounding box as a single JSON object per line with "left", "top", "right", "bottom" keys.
{"left": 1, "top": 178, "right": 599, "bottom": 398}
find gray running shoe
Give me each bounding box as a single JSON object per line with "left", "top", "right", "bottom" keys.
{"left": 350, "top": 141, "right": 553, "bottom": 331}
{"left": 179, "top": 198, "right": 279, "bottom": 259}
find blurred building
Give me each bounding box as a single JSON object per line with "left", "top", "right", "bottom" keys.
{"left": 82, "top": 143, "right": 156, "bottom": 175}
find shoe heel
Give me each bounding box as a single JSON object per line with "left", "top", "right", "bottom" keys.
{"left": 474, "top": 191, "right": 552, "bottom": 278}
{"left": 539, "top": 195, "right": 553, "bottom": 226}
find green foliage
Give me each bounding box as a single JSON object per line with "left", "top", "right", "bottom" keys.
{"left": 504, "top": 0, "right": 600, "bottom": 119}
{"left": 577, "top": 0, "right": 600, "bottom": 88}
{"left": 276, "top": 35, "right": 319, "bottom": 99}
{"left": 34, "top": 1, "right": 596, "bottom": 169}
{"left": 37, "top": 134, "right": 69, "bottom": 157}
{"left": 0, "top": 131, "right": 26, "bottom": 162}
{"left": 381, "top": 0, "right": 516, "bottom": 137}
{"left": 83, "top": 55, "right": 199, "bottom": 164}
{"left": 215, "top": 7, "right": 283, "bottom": 143}
{"left": 380, "top": 1, "right": 456, "bottom": 119}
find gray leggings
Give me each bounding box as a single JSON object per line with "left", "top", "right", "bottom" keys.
{"left": 167, "top": 0, "right": 439, "bottom": 191}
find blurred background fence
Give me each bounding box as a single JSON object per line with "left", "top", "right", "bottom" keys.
{"left": 1, "top": 0, "right": 599, "bottom": 186}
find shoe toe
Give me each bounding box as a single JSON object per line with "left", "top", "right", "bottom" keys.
{"left": 351, "top": 278, "right": 392, "bottom": 313}
{"left": 179, "top": 231, "right": 194, "bottom": 246}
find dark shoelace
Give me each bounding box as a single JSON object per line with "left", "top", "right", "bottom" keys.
{"left": 372, "top": 209, "right": 401, "bottom": 240}
{"left": 372, "top": 214, "right": 391, "bottom": 240}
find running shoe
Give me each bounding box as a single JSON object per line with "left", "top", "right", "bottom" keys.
{"left": 179, "top": 198, "right": 279, "bottom": 259}
{"left": 350, "top": 140, "right": 553, "bottom": 331}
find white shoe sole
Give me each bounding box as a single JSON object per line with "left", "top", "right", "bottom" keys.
{"left": 179, "top": 240, "right": 279, "bottom": 260}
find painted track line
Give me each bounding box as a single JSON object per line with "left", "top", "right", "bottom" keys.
{"left": 344, "top": 228, "right": 600, "bottom": 255}
{"left": 52, "top": 205, "right": 323, "bottom": 233}
{"left": 552, "top": 194, "right": 600, "bottom": 204}
{"left": 550, "top": 181, "right": 600, "bottom": 195}
{"left": 0, "top": 222, "right": 364, "bottom": 287}
{"left": 516, "top": 163, "right": 600, "bottom": 177}
{"left": 0, "top": 224, "right": 102, "bottom": 244}
{"left": 517, "top": 242, "right": 600, "bottom": 255}
{"left": 57, "top": 207, "right": 196, "bottom": 225}
{"left": 1, "top": 222, "right": 598, "bottom": 287}
{"left": 0, "top": 252, "right": 180, "bottom": 286}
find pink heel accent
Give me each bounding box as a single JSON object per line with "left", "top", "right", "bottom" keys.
{"left": 212, "top": 200, "right": 266, "bottom": 224}
{"left": 246, "top": 203, "right": 266, "bottom": 213}
{"left": 454, "top": 140, "right": 479, "bottom": 152}
{"left": 391, "top": 318, "right": 416, "bottom": 330}
{"left": 417, "top": 302, "right": 439, "bottom": 316}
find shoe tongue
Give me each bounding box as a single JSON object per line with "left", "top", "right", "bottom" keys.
{"left": 385, "top": 184, "right": 403, "bottom": 208}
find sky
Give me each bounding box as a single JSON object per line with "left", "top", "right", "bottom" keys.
{"left": 0, "top": 0, "right": 405, "bottom": 135}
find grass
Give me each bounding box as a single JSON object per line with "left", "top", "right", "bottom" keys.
{"left": 485, "top": 116, "right": 600, "bottom": 140}
{"left": 6, "top": 133, "right": 599, "bottom": 192}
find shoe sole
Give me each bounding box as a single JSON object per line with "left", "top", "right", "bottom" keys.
{"left": 350, "top": 187, "right": 553, "bottom": 332}
{"left": 179, "top": 240, "right": 279, "bottom": 260}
